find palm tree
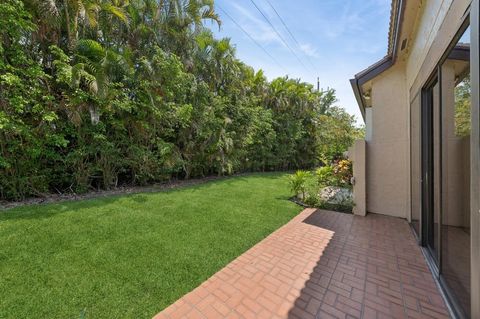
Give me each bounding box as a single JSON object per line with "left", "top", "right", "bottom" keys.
{"left": 27, "top": 0, "right": 129, "bottom": 48}
{"left": 52, "top": 39, "right": 127, "bottom": 124}
{"left": 162, "top": 0, "right": 220, "bottom": 30}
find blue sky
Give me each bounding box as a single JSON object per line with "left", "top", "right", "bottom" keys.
{"left": 209, "top": 0, "right": 392, "bottom": 123}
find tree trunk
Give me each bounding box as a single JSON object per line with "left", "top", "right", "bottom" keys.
{"left": 63, "top": 0, "right": 72, "bottom": 47}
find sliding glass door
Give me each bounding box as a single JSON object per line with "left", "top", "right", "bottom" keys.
{"left": 440, "top": 26, "right": 471, "bottom": 317}
{"left": 422, "top": 79, "right": 441, "bottom": 265}
{"left": 418, "top": 24, "right": 472, "bottom": 318}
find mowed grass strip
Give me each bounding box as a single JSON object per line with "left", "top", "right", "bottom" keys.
{"left": 0, "top": 173, "right": 300, "bottom": 319}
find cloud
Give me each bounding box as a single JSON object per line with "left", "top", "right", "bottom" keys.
{"left": 313, "top": 0, "right": 389, "bottom": 39}
{"left": 299, "top": 43, "right": 319, "bottom": 58}
{"left": 229, "top": 3, "right": 284, "bottom": 47}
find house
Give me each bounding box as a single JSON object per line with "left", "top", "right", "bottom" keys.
{"left": 349, "top": 0, "right": 479, "bottom": 318}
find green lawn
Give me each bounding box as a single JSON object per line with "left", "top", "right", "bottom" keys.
{"left": 0, "top": 173, "right": 300, "bottom": 319}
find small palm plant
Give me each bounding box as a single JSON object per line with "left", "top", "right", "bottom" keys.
{"left": 289, "top": 170, "right": 311, "bottom": 199}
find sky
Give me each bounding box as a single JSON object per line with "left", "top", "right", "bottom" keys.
{"left": 208, "top": 0, "right": 392, "bottom": 123}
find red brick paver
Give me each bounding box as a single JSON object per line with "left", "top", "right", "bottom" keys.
{"left": 153, "top": 209, "right": 450, "bottom": 319}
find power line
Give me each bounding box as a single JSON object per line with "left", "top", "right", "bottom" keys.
{"left": 248, "top": 0, "right": 311, "bottom": 75}
{"left": 217, "top": 5, "right": 288, "bottom": 74}
{"left": 264, "top": 0, "right": 319, "bottom": 72}
{"left": 264, "top": 0, "right": 301, "bottom": 48}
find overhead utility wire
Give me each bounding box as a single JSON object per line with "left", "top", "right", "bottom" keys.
{"left": 264, "top": 0, "right": 319, "bottom": 72}
{"left": 248, "top": 0, "right": 311, "bottom": 74}
{"left": 217, "top": 5, "right": 288, "bottom": 73}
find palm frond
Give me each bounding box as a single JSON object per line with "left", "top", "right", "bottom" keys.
{"left": 101, "top": 3, "right": 130, "bottom": 26}
{"left": 76, "top": 39, "right": 105, "bottom": 62}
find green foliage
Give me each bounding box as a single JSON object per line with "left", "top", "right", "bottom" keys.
{"left": 316, "top": 106, "right": 364, "bottom": 164}
{"left": 455, "top": 76, "right": 471, "bottom": 137}
{"left": 290, "top": 161, "right": 354, "bottom": 213}
{"left": 304, "top": 194, "right": 320, "bottom": 207}
{"left": 0, "top": 0, "right": 64, "bottom": 199}
{"left": 315, "top": 166, "right": 336, "bottom": 187}
{"left": 288, "top": 170, "right": 311, "bottom": 199}
{"left": 0, "top": 0, "right": 361, "bottom": 200}
{"left": 304, "top": 177, "right": 321, "bottom": 206}
{"left": 315, "top": 159, "right": 353, "bottom": 188}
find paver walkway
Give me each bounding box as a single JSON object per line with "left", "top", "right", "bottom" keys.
{"left": 153, "top": 209, "right": 450, "bottom": 319}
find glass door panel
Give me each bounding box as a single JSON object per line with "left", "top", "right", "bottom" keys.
{"left": 440, "top": 26, "right": 471, "bottom": 318}
{"left": 422, "top": 80, "right": 440, "bottom": 264}
{"left": 410, "top": 94, "right": 421, "bottom": 238}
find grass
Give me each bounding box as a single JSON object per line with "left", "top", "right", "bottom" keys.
{"left": 0, "top": 173, "right": 301, "bottom": 319}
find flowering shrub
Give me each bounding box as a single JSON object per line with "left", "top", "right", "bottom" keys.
{"left": 332, "top": 159, "right": 353, "bottom": 187}
{"left": 315, "top": 159, "right": 352, "bottom": 188}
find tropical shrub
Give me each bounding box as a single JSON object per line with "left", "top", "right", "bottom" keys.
{"left": 0, "top": 0, "right": 361, "bottom": 201}
{"left": 304, "top": 194, "right": 321, "bottom": 207}
{"left": 315, "top": 166, "right": 336, "bottom": 187}
{"left": 315, "top": 159, "right": 353, "bottom": 188}
{"left": 289, "top": 161, "right": 354, "bottom": 213}
{"left": 332, "top": 159, "right": 353, "bottom": 188}
{"left": 289, "top": 170, "right": 311, "bottom": 199}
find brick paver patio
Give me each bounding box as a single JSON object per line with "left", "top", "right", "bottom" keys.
{"left": 153, "top": 209, "right": 450, "bottom": 319}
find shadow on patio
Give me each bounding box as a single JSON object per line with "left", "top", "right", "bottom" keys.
{"left": 153, "top": 209, "right": 451, "bottom": 319}
{"left": 288, "top": 210, "right": 450, "bottom": 319}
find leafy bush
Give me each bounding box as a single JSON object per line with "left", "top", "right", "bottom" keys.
{"left": 288, "top": 170, "right": 311, "bottom": 199}
{"left": 304, "top": 177, "right": 321, "bottom": 206}
{"left": 315, "top": 166, "right": 336, "bottom": 187}
{"left": 332, "top": 159, "right": 353, "bottom": 187}
{"left": 289, "top": 164, "right": 354, "bottom": 213}
{"left": 304, "top": 193, "right": 320, "bottom": 207}
{"left": 315, "top": 159, "right": 353, "bottom": 188}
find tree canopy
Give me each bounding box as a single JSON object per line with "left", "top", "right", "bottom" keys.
{"left": 0, "top": 0, "right": 361, "bottom": 200}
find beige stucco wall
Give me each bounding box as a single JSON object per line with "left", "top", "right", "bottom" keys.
{"left": 406, "top": 0, "right": 471, "bottom": 96}
{"left": 365, "top": 108, "right": 373, "bottom": 142}
{"left": 349, "top": 140, "right": 366, "bottom": 216}
{"left": 364, "top": 0, "right": 471, "bottom": 220}
{"left": 406, "top": 0, "right": 453, "bottom": 87}
{"left": 367, "top": 63, "right": 409, "bottom": 218}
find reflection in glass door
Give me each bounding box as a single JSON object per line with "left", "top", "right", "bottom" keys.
{"left": 419, "top": 25, "right": 472, "bottom": 318}
{"left": 410, "top": 94, "right": 421, "bottom": 239}
{"left": 440, "top": 26, "right": 471, "bottom": 318}
{"left": 422, "top": 79, "right": 440, "bottom": 265}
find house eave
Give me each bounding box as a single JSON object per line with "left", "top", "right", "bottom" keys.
{"left": 351, "top": 0, "right": 406, "bottom": 121}
{"left": 350, "top": 56, "right": 394, "bottom": 121}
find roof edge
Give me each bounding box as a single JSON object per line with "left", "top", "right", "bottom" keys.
{"left": 350, "top": 56, "right": 394, "bottom": 120}
{"left": 352, "top": 0, "right": 406, "bottom": 121}
{"left": 350, "top": 78, "right": 366, "bottom": 120}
